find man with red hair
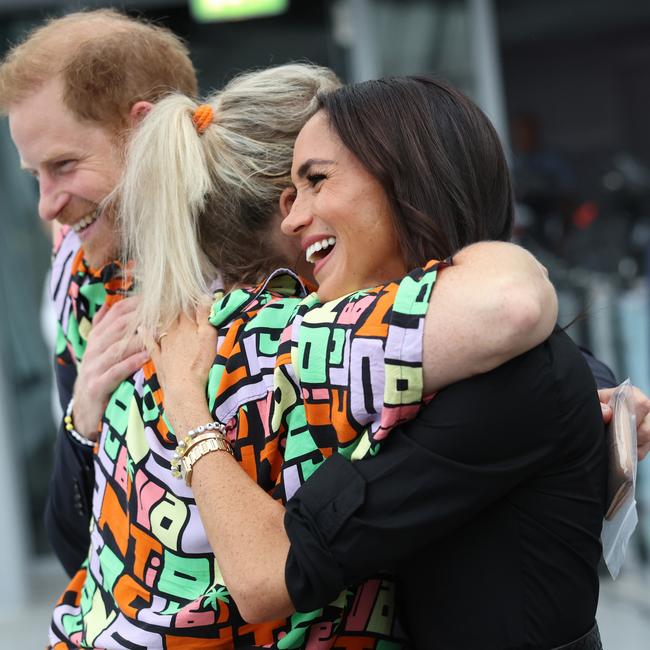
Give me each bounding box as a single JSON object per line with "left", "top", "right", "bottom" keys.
{"left": 0, "top": 8, "right": 198, "bottom": 575}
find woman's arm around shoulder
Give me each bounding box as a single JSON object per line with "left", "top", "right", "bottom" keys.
{"left": 422, "top": 241, "right": 557, "bottom": 394}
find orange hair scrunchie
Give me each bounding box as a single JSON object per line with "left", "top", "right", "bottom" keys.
{"left": 192, "top": 104, "right": 214, "bottom": 135}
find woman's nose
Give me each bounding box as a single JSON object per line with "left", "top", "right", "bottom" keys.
{"left": 280, "top": 193, "right": 312, "bottom": 236}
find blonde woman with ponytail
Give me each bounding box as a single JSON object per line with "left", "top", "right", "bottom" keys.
{"left": 121, "top": 64, "right": 327, "bottom": 335}
{"left": 49, "top": 64, "right": 558, "bottom": 650}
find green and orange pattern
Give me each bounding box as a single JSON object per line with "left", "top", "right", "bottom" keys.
{"left": 49, "top": 228, "right": 443, "bottom": 649}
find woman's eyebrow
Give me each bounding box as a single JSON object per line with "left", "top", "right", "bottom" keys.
{"left": 296, "top": 158, "right": 334, "bottom": 179}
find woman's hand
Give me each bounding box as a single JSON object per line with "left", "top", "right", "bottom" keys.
{"left": 147, "top": 302, "right": 216, "bottom": 433}
{"left": 148, "top": 302, "right": 294, "bottom": 620}
{"left": 599, "top": 385, "right": 650, "bottom": 460}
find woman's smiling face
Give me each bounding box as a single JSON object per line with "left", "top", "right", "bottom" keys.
{"left": 282, "top": 111, "right": 407, "bottom": 301}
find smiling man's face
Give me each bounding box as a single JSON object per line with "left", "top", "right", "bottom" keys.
{"left": 9, "top": 76, "right": 122, "bottom": 269}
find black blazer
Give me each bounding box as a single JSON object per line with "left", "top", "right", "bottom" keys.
{"left": 44, "top": 361, "right": 94, "bottom": 576}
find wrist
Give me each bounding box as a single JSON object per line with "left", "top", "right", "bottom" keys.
{"left": 65, "top": 398, "right": 97, "bottom": 447}
{"left": 166, "top": 405, "right": 213, "bottom": 439}
{"left": 164, "top": 379, "right": 206, "bottom": 403}
{"left": 164, "top": 391, "right": 210, "bottom": 421}
{"left": 170, "top": 421, "right": 234, "bottom": 486}
{"left": 71, "top": 403, "right": 100, "bottom": 441}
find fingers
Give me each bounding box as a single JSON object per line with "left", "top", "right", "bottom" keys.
{"left": 107, "top": 333, "right": 146, "bottom": 359}
{"left": 635, "top": 405, "right": 650, "bottom": 460}
{"left": 148, "top": 307, "right": 216, "bottom": 397}
{"left": 94, "top": 295, "right": 138, "bottom": 326}
{"left": 86, "top": 299, "right": 140, "bottom": 356}
{"left": 597, "top": 388, "right": 614, "bottom": 405}
{"left": 628, "top": 386, "right": 650, "bottom": 459}
{"left": 77, "top": 332, "right": 146, "bottom": 401}
{"left": 72, "top": 349, "right": 149, "bottom": 438}
{"left": 600, "top": 402, "right": 613, "bottom": 424}
{"left": 92, "top": 301, "right": 110, "bottom": 326}
{"left": 84, "top": 333, "right": 144, "bottom": 377}
{"left": 87, "top": 347, "right": 150, "bottom": 405}
{"left": 101, "top": 350, "right": 150, "bottom": 391}
{"left": 638, "top": 442, "right": 650, "bottom": 461}
{"left": 71, "top": 297, "right": 148, "bottom": 438}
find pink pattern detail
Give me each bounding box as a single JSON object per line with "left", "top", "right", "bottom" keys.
{"left": 145, "top": 556, "right": 161, "bottom": 587}
{"left": 135, "top": 471, "right": 165, "bottom": 529}
{"left": 114, "top": 446, "right": 129, "bottom": 494}
{"left": 254, "top": 394, "right": 273, "bottom": 438}
{"left": 305, "top": 621, "right": 336, "bottom": 648}
{"left": 345, "top": 579, "right": 380, "bottom": 631}
{"left": 375, "top": 403, "right": 421, "bottom": 441}
{"left": 338, "top": 295, "right": 375, "bottom": 324}
{"left": 176, "top": 604, "right": 216, "bottom": 628}
{"left": 310, "top": 387, "right": 330, "bottom": 402}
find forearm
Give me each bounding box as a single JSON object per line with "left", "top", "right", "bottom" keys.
{"left": 166, "top": 399, "right": 293, "bottom": 622}
{"left": 422, "top": 241, "right": 557, "bottom": 393}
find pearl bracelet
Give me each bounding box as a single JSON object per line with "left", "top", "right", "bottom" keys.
{"left": 171, "top": 421, "right": 233, "bottom": 485}
{"left": 64, "top": 398, "right": 96, "bottom": 448}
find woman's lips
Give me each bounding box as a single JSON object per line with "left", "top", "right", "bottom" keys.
{"left": 312, "top": 245, "right": 335, "bottom": 279}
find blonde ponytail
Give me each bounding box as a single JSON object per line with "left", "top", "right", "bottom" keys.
{"left": 120, "top": 94, "right": 217, "bottom": 335}
{"left": 119, "top": 63, "right": 341, "bottom": 336}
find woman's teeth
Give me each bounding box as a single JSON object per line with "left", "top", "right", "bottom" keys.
{"left": 306, "top": 237, "right": 336, "bottom": 263}
{"left": 72, "top": 211, "right": 99, "bottom": 233}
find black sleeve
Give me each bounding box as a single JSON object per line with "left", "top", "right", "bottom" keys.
{"left": 579, "top": 346, "right": 618, "bottom": 389}
{"left": 44, "top": 360, "right": 95, "bottom": 576}
{"left": 284, "top": 330, "right": 602, "bottom": 610}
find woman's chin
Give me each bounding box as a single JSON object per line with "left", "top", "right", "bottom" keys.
{"left": 315, "top": 275, "right": 353, "bottom": 303}
{"left": 315, "top": 279, "right": 335, "bottom": 303}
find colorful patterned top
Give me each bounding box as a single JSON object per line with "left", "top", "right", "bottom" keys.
{"left": 51, "top": 227, "right": 129, "bottom": 369}
{"left": 48, "top": 228, "right": 444, "bottom": 649}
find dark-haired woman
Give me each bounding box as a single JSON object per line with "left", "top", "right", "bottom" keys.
{"left": 155, "top": 76, "right": 607, "bottom": 649}
{"left": 49, "top": 65, "right": 558, "bottom": 650}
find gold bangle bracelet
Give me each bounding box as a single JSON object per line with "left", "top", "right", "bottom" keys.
{"left": 181, "top": 435, "right": 233, "bottom": 486}
{"left": 171, "top": 429, "right": 233, "bottom": 485}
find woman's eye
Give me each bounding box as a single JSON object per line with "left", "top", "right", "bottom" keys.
{"left": 307, "top": 173, "right": 326, "bottom": 186}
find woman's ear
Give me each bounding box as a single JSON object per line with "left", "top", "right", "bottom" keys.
{"left": 279, "top": 186, "right": 296, "bottom": 219}
{"left": 129, "top": 101, "right": 154, "bottom": 126}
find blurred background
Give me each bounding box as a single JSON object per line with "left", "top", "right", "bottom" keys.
{"left": 0, "top": 0, "right": 649, "bottom": 646}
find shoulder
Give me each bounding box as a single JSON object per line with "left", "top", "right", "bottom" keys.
{"left": 542, "top": 329, "right": 599, "bottom": 405}
{"left": 432, "top": 329, "right": 598, "bottom": 436}
{"left": 491, "top": 329, "right": 603, "bottom": 455}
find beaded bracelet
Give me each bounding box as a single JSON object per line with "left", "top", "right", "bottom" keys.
{"left": 171, "top": 421, "right": 233, "bottom": 485}
{"left": 64, "top": 398, "right": 96, "bottom": 448}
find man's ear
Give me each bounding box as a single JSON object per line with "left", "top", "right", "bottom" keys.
{"left": 129, "top": 101, "right": 153, "bottom": 126}
{"left": 279, "top": 186, "right": 296, "bottom": 219}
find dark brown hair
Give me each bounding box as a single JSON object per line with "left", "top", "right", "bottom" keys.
{"left": 318, "top": 76, "right": 513, "bottom": 267}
